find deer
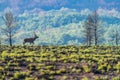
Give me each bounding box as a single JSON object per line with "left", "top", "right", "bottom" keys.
{"left": 23, "top": 32, "right": 39, "bottom": 45}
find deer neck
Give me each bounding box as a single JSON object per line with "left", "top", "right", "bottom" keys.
{"left": 33, "top": 37, "right": 37, "bottom": 40}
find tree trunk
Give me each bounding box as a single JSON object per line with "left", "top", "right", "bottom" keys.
{"left": 9, "top": 31, "right": 12, "bottom": 47}
{"left": 9, "top": 36, "right": 12, "bottom": 47}
{"left": 95, "top": 28, "right": 97, "bottom": 46}
{"left": 115, "top": 32, "right": 118, "bottom": 46}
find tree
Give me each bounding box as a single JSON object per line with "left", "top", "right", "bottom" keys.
{"left": 115, "top": 29, "right": 119, "bottom": 46}
{"left": 104, "top": 25, "right": 119, "bottom": 46}
{"left": 92, "top": 10, "right": 99, "bottom": 46}
{"left": 84, "top": 15, "right": 93, "bottom": 46}
{"left": 113, "top": 27, "right": 119, "bottom": 46}
{"left": 2, "top": 10, "right": 17, "bottom": 46}
{"left": 84, "top": 10, "right": 100, "bottom": 46}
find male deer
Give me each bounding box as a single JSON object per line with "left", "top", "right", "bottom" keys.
{"left": 23, "top": 32, "right": 39, "bottom": 45}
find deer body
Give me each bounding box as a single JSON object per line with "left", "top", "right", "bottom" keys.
{"left": 23, "top": 33, "right": 38, "bottom": 45}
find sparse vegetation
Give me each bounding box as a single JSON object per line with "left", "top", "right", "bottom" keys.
{"left": 0, "top": 46, "right": 119, "bottom": 79}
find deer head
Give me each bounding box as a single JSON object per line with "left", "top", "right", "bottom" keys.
{"left": 33, "top": 32, "right": 39, "bottom": 39}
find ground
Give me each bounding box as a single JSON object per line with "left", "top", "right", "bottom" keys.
{"left": 0, "top": 46, "right": 120, "bottom": 80}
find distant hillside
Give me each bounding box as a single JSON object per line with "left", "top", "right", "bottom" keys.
{"left": 0, "top": 8, "right": 120, "bottom": 45}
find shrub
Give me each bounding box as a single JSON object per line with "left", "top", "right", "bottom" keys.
{"left": 14, "top": 72, "right": 26, "bottom": 79}
{"left": 83, "top": 65, "right": 91, "bottom": 73}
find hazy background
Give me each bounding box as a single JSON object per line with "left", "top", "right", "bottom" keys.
{"left": 0, "top": 0, "right": 120, "bottom": 45}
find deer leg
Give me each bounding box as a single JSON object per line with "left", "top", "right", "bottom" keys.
{"left": 31, "top": 42, "right": 34, "bottom": 47}
{"left": 23, "top": 41, "right": 25, "bottom": 45}
{"left": 33, "top": 42, "right": 34, "bottom": 44}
